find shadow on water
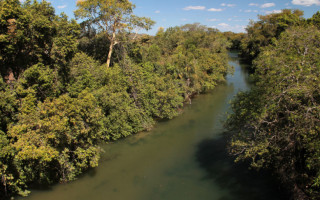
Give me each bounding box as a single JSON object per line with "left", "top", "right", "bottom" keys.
{"left": 195, "top": 133, "right": 288, "bottom": 200}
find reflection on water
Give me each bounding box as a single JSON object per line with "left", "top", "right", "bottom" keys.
{"left": 22, "top": 51, "right": 286, "bottom": 200}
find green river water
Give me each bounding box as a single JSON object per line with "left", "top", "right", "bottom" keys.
{"left": 22, "top": 51, "right": 286, "bottom": 200}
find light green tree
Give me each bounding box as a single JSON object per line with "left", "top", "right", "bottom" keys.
{"left": 74, "top": 0, "right": 155, "bottom": 69}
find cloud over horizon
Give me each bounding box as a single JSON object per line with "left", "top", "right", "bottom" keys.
{"left": 261, "top": 3, "right": 276, "bottom": 8}
{"left": 291, "top": 0, "right": 320, "bottom": 6}
{"left": 208, "top": 18, "right": 220, "bottom": 21}
{"left": 265, "top": 9, "right": 282, "bottom": 14}
{"left": 208, "top": 8, "right": 223, "bottom": 12}
{"left": 183, "top": 6, "right": 206, "bottom": 11}
{"left": 221, "top": 3, "right": 236, "bottom": 7}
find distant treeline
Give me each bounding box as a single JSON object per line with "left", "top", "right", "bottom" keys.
{"left": 225, "top": 9, "right": 320, "bottom": 200}
{"left": 0, "top": 0, "right": 230, "bottom": 198}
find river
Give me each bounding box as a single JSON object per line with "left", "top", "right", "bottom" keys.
{"left": 22, "top": 51, "right": 286, "bottom": 200}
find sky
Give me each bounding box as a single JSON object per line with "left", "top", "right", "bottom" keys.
{"left": 47, "top": 0, "right": 320, "bottom": 34}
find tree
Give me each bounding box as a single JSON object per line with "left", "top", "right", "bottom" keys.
{"left": 308, "top": 11, "right": 320, "bottom": 29}
{"left": 226, "top": 26, "right": 320, "bottom": 199}
{"left": 67, "top": 52, "right": 106, "bottom": 97}
{"left": 0, "top": 0, "right": 80, "bottom": 80}
{"left": 15, "top": 64, "right": 60, "bottom": 101}
{"left": 74, "top": 0, "right": 155, "bottom": 69}
{"left": 241, "top": 9, "right": 304, "bottom": 64}
{"left": 9, "top": 90, "right": 106, "bottom": 185}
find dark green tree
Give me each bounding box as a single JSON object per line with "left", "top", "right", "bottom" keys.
{"left": 227, "top": 26, "right": 320, "bottom": 200}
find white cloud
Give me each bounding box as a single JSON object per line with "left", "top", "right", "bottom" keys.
{"left": 208, "top": 8, "right": 223, "bottom": 12}
{"left": 221, "top": 3, "right": 236, "bottom": 7}
{"left": 181, "top": 18, "right": 188, "bottom": 21}
{"left": 249, "top": 3, "right": 259, "bottom": 6}
{"left": 244, "top": 9, "right": 258, "bottom": 13}
{"left": 261, "top": 3, "right": 276, "bottom": 8}
{"left": 218, "top": 23, "right": 230, "bottom": 28}
{"left": 57, "top": 5, "right": 67, "bottom": 9}
{"left": 216, "top": 23, "right": 246, "bottom": 32}
{"left": 183, "top": 6, "right": 206, "bottom": 11}
{"left": 208, "top": 18, "right": 220, "bottom": 21}
{"left": 155, "top": 10, "right": 160, "bottom": 13}
{"left": 291, "top": 0, "right": 320, "bottom": 6}
{"left": 265, "top": 9, "right": 282, "bottom": 14}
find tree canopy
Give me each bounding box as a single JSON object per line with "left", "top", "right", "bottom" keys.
{"left": 226, "top": 17, "right": 320, "bottom": 200}
{"left": 0, "top": 1, "right": 231, "bottom": 198}
{"left": 74, "top": 0, "right": 155, "bottom": 68}
{"left": 235, "top": 9, "right": 305, "bottom": 66}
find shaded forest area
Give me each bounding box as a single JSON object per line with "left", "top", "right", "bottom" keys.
{"left": 225, "top": 9, "right": 320, "bottom": 200}
{"left": 0, "top": 0, "right": 230, "bottom": 198}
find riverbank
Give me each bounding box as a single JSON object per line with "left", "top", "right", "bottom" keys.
{"left": 19, "top": 51, "right": 286, "bottom": 200}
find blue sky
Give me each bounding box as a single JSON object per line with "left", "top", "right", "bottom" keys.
{"left": 48, "top": 0, "right": 320, "bottom": 34}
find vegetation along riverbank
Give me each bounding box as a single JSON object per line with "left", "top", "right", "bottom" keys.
{"left": 225, "top": 9, "right": 320, "bottom": 200}
{"left": 1, "top": 0, "right": 320, "bottom": 199}
{"left": 0, "top": 0, "right": 230, "bottom": 198}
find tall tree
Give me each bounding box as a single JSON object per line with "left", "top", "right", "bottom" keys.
{"left": 241, "top": 9, "right": 304, "bottom": 64}
{"left": 226, "top": 26, "right": 320, "bottom": 200}
{"left": 74, "top": 0, "right": 155, "bottom": 69}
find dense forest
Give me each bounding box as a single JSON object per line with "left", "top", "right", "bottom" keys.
{"left": 226, "top": 9, "right": 320, "bottom": 200}
{"left": 0, "top": 0, "right": 230, "bottom": 198}
{"left": 2, "top": 0, "right": 320, "bottom": 199}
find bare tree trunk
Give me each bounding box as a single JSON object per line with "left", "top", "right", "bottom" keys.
{"left": 106, "top": 29, "right": 116, "bottom": 69}
{"left": 107, "top": 22, "right": 117, "bottom": 69}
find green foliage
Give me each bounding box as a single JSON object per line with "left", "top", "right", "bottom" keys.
{"left": 16, "top": 64, "right": 60, "bottom": 101}
{"left": 50, "top": 13, "right": 80, "bottom": 84}
{"left": 0, "top": 0, "right": 79, "bottom": 79}
{"left": 308, "top": 11, "right": 320, "bottom": 29}
{"left": 94, "top": 64, "right": 152, "bottom": 139}
{"left": 78, "top": 32, "right": 110, "bottom": 64}
{"left": 240, "top": 9, "right": 304, "bottom": 64}
{"left": 0, "top": 1, "right": 230, "bottom": 198}
{"left": 9, "top": 91, "right": 106, "bottom": 185}
{"left": 145, "top": 23, "right": 230, "bottom": 100}
{"left": 74, "top": 0, "right": 155, "bottom": 68}
{"left": 0, "top": 76, "right": 21, "bottom": 199}
{"left": 223, "top": 31, "right": 246, "bottom": 50}
{"left": 227, "top": 26, "right": 320, "bottom": 199}
{"left": 67, "top": 53, "right": 106, "bottom": 97}
{"left": 0, "top": 0, "right": 56, "bottom": 76}
{"left": 0, "top": 76, "right": 17, "bottom": 132}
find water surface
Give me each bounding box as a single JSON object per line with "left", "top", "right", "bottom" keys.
{"left": 23, "top": 51, "right": 286, "bottom": 200}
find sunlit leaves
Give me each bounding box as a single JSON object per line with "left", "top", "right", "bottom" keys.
{"left": 240, "top": 9, "right": 304, "bottom": 64}
{"left": 227, "top": 26, "right": 320, "bottom": 199}
{"left": 9, "top": 90, "right": 106, "bottom": 184}
{"left": 74, "top": 0, "right": 155, "bottom": 68}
